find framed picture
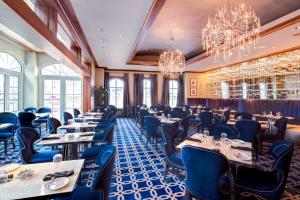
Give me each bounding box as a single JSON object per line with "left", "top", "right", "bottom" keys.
{"left": 190, "top": 78, "right": 197, "bottom": 87}
{"left": 190, "top": 88, "right": 197, "bottom": 96}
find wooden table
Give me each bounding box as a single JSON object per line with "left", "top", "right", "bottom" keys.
{"left": 149, "top": 110, "right": 163, "bottom": 115}
{"left": 59, "top": 123, "right": 97, "bottom": 130}
{"left": 0, "top": 160, "right": 84, "bottom": 200}
{"left": 253, "top": 114, "right": 294, "bottom": 120}
{"left": 74, "top": 116, "right": 102, "bottom": 122}
{"left": 157, "top": 116, "right": 181, "bottom": 124}
{"left": 177, "top": 134, "right": 253, "bottom": 165}
{"left": 79, "top": 112, "right": 102, "bottom": 117}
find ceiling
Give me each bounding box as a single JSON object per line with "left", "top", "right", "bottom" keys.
{"left": 70, "top": 0, "right": 300, "bottom": 72}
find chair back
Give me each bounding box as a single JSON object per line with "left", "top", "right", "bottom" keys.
{"left": 92, "top": 145, "right": 116, "bottom": 200}
{"left": 234, "top": 112, "right": 252, "bottom": 120}
{"left": 16, "top": 127, "right": 39, "bottom": 163}
{"left": 182, "top": 146, "right": 231, "bottom": 200}
{"left": 179, "top": 115, "right": 192, "bottom": 139}
{"left": 36, "top": 107, "right": 51, "bottom": 113}
{"left": 164, "top": 106, "right": 171, "bottom": 116}
{"left": 0, "top": 112, "right": 17, "bottom": 132}
{"left": 223, "top": 110, "right": 230, "bottom": 123}
{"left": 24, "top": 107, "right": 37, "bottom": 113}
{"left": 212, "top": 115, "right": 222, "bottom": 125}
{"left": 144, "top": 116, "right": 161, "bottom": 138}
{"left": 139, "top": 109, "right": 150, "bottom": 127}
{"left": 199, "top": 111, "right": 213, "bottom": 129}
{"left": 161, "top": 125, "right": 178, "bottom": 156}
{"left": 107, "top": 105, "right": 117, "bottom": 114}
{"left": 235, "top": 120, "right": 261, "bottom": 143}
{"left": 63, "top": 112, "right": 73, "bottom": 125}
{"left": 274, "top": 117, "right": 288, "bottom": 139}
{"left": 73, "top": 108, "right": 81, "bottom": 118}
{"left": 102, "top": 124, "right": 115, "bottom": 145}
{"left": 202, "top": 107, "right": 212, "bottom": 112}
{"left": 47, "top": 117, "right": 62, "bottom": 134}
{"left": 18, "top": 112, "right": 36, "bottom": 128}
{"left": 209, "top": 124, "right": 238, "bottom": 139}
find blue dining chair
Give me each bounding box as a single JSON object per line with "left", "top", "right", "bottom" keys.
{"left": 144, "top": 116, "right": 161, "bottom": 149}
{"left": 47, "top": 117, "right": 62, "bottom": 134}
{"left": 182, "top": 145, "right": 233, "bottom": 200}
{"left": 34, "top": 107, "right": 51, "bottom": 127}
{"left": 170, "top": 107, "right": 183, "bottom": 118}
{"left": 234, "top": 112, "right": 252, "bottom": 120}
{"left": 177, "top": 115, "right": 192, "bottom": 141}
{"left": 235, "top": 140, "right": 294, "bottom": 200}
{"left": 18, "top": 112, "right": 42, "bottom": 134}
{"left": 222, "top": 110, "right": 231, "bottom": 124}
{"left": 16, "top": 127, "right": 60, "bottom": 163}
{"left": 56, "top": 145, "right": 116, "bottom": 200}
{"left": 63, "top": 112, "right": 73, "bottom": 125}
{"left": 235, "top": 119, "right": 261, "bottom": 159}
{"left": 161, "top": 124, "right": 184, "bottom": 179}
{"left": 197, "top": 111, "right": 214, "bottom": 132}
{"left": 209, "top": 124, "right": 238, "bottom": 139}
{"left": 0, "top": 112, "right": 17, "bottom": 155}
{"left": 24, "top": 107, "right": 37, "bottom": 113}
{"left": 73, "top": 108, "right": 81, "bottom": 118}
{"left": 139, "top": 109, "right": 150, "bottom": 139}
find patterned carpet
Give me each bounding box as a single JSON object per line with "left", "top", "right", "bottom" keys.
{"left": 1, "top": 118, "right": 300, "bottom": 199}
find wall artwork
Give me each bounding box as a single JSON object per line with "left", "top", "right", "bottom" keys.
{"left": 190, "top": 78, "right": 197, "bottom": 87}
{"left": 190, "top": 88, "right": 197, "bottom": 96}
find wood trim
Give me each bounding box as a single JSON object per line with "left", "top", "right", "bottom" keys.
{"left": 3, "top": 0, "right": 90, "bottom": 77}
{"left": 126, "top": 0, "right": 166, "bottom": 65}
{"left": 186, "top": 15, "right": 300, "bottom": 65}
{"left": 46, "top": 0, "right": 97, "bottom": 65}
{"left": 105, "top": 69, "right": 161, "bottom": 73}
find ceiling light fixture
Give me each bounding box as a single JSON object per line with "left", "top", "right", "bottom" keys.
{"left": 295, "top": 26, "right": 300, "bottom": 30}
{"left": 159, "top": 38, "right": 185, "bottom": 78}
{"left": 202, "top": 0, "right": 260, "bottom": 61}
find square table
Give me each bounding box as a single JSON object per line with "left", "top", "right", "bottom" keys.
{"left": 157, "top": 116, "right": 181, "bottom": 124}
{"left": 0, "top": 160, "right": 84, "bottom": 200}
{"left": 59, "top": 123, "right": 98, "bottom": 130}
{"left": 177, "top": 134, "right": 253, "bottom": 165}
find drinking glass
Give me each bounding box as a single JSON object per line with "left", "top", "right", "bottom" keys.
{"left": 162, "top": 113, "right": 165, "bottom": 118}
{"left": 53, "top": 154, "right": 63, "bottom": 171}
{"left": 252, "top": 116, "right": 256, "bottom": 121}
{"left": 203, "top": 128, "right": 209, "bottom": 138}
{"left": 167, "top": 114, "right": 171, "bottom": 119}
{"left": 221, "top": 132, "right": 227, "bottom": 141}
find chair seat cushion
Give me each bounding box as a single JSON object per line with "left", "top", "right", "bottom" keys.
{"left": 56, "top": 186, "right": 102, "bottom": 200}
{"left": 0, "top": 132, "right": 13, "bottom": 139}
{"left": 168, "top": 150, "right": 183, "bottom": 167}
{"left": 81, "top": 146, "right": 102, "bottom": 161}
{"left": 93, "top": 131, "right": 105, "bottom": 141}
{"left": 30, "top": 150, "right": 61, "bottom": 163}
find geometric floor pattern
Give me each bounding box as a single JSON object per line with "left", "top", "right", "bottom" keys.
{"left": 1, "top": 118, "right": 300, "bottom": 199}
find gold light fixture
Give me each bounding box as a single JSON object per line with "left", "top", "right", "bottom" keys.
{"left": 202, "top": 0, "right": 260, "bottom": 60}
{"left": 159, "top": 38, "right": 185, "bottom": 78}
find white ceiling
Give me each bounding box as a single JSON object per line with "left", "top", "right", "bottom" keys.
{"left": 70, "top": 0, "right": 300, "bottom": 72}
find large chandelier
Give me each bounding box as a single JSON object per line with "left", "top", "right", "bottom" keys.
{"left": 159, "top": 38, "right": 185, "bottom": 77}
{"left": 202, "top": 1, "right": 260, "bottom": 60}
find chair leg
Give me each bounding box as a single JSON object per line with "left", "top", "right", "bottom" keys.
{"left": 184, "top": 189, "right": 192, "bottom": 200}
{"left": 11, "top": 138, "right": 15, "bottom": 149}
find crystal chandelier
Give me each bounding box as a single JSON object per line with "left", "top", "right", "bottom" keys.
{"left": 202, "top": 1, "right": 260, "bottom": 60}
{"left": 159, "top": 38, "right": 185, "bottom": 77}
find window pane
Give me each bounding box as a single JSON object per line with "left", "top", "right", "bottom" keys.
{"left": 109, "top": 78, "right": 124, "bottom": 109}
{"left": 8, "top": 76, "right": 19, "bottom": 112}
{"left": 169, "top": 80, "right": 178, "bottom": 107}
{"left": 221, "top": 81, "right": 229, "bottom": 99}
{"left": 0, "top": 52, "right": 22, "bottom": 72}
{"left": 43, "top": 80, "right": 61, "bottom": 119}
{"left": 41, "top": 64, "right": 79, "bottom": 76}
{"left": 143, "top": 79, "right": 151, "bottom": 107}
{"left": 65, "top": 80, "right": 82, "bottom": 112}
{"left": 0, "top": 74, "right": 4, "bottom": 112}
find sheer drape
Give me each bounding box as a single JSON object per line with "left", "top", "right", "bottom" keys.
{"left": 177, "top": 75, "right": 185, "bottom": 106}
{"left": 104, "top": 72, "right": 110, "bottom": 105}
{"left": 162, "top": 77, "right": 169, "bottom": 105}
{"left": 150, "top": 74, "right": 158, "bottom": 106}
{"left": 133, "top": 74, "right": 144, "bottom": 106}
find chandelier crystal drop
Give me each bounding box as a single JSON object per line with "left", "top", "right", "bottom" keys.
{"left": 202, "top": 1, "right": 260, "bottom": 60}
{"left": 159, "top": 39, "right": 185, "bottom": 78}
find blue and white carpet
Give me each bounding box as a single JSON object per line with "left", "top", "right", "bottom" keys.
{"left": 1, "top": 118, "right": 300, "bottom": 199}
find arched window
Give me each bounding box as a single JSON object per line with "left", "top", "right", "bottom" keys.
{"left": 109, "top": 78, "right": 124, "bottom": 109}
{"left": 40, "top": 64, "right": 82, "bottom": 119}
{"left": 0, "top": 52, "right": 22, "bottom": 112}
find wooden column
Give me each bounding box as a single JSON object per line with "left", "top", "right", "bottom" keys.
{"left": 82, "top": 75, "right": 92, "bottom": 112}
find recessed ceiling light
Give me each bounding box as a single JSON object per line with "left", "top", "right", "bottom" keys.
{"left": 119, "top": 34, "right": 123, "bottom": 38}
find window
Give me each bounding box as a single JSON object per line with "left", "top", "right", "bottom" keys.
{"left": 57, "top": 16, "right": 72, "bottom": 49}
{"left": 169, "top": 80, "right": 178, "bottom": 107}
{"left": 242, "top": 82, "right": 247, "bottom": 99}
{"left": 221, "top": 81, "right": 229, "bottom": 99}
{"left": 41, "top": 64, "right": 82, "bottom": 120}
{"left": 143, "top": 79, "right": 151, "bottom": 107}
{"left": 0, "top": 52, "right": 22, "bottom": 112}
{"left": 109, "top": 78, "right": 124, "bottom": 109}
{"left": 259, "top": 83, "right": 267, "bottom": 99}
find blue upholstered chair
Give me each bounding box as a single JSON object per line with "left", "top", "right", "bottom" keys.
{"left": 201, "top": 107, "right": 212, "bottom": 112}
{"left": 34, "top": 107, "right": 51, "bottom": 127}
{"left": 63, "top": 112, "right": 73, "bottom": 125}
{"left": 161, "top": 124, "right": 184, "bottom": 179}
{"left": 177, "top": 115, "right": 192, "bottom": 141}
{"left": 234, "top": 112, "right": 252, "bottom": 120}
{"left": 0, "top": 112, "right": 17, "bottom": 155}
{"left": 24, "top": 107, "right": 37, "bottom": 113}
{"left": 144, "top": 116, "right": 161, "bottom": 149}
{"left": 197, "top": 111, "right": 214, "bottom": 132}
{"left": 73, "top": 108, "right": 81, "bottom": 118}
{"left": 222, "top": 110, "right": 230, "bottom": 124}
{"left": 170, "top": 107, "right": 183, "bottom": 118}
{"left": 81, "top": 124, "right": 115, "bottom": 162}
{"left": 107, "top": 105, "right": 117, "bottom": 115}
{"left": 47, "top": 117, "right": 62, "bottom": 134}
{"left": 235, "top": 119, "right": 261, "bottom": 159}
{"left": 235, "top": 140, "right": 294, "bottom": 200}
{"left": 259, "top": 117, "right": 288, "bottom": 154}
{"left": 139, "top": 109, "right": 150, "bottom": 139}
{"left": 163, "top": 106, "right": 171, "bottom": 116}
{"left": 209, "top": 124, "right": 238, "bottom": 139}
{"left": 18, "top": 112, "right": 42, "bottom": 134}
{"left": 182, "top": 145, "right": 233, "bottom": 200}
{"left": 212, "top": 115, "right": 222, "bottom": 125}
{"left": 56, "top": 145, "right": 116, "bottom": 200}
{"left": 16, "top": 127, "right": 60, "bottom": 163}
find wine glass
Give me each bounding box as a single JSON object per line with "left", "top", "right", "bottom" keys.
{"left": 203, "top": 128, "right": 209, "bottom": 138}
{"left": 221, "top": 132, "right": 227, "bottom": 141}
{"left": 53, "top": 154, "right": 63, "bottom": 171}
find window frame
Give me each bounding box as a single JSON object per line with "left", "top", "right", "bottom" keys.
{"left": 109, "top": 77, "right": 124, "bottom": 109}
{"left": 143, "top": 78, "right": 151, "bottom": 107}
{"left": 169, "top": 79, "right": 178, "bottom": 108}
{"left": 221, "top": 81, "right": 229, "bottom": 99}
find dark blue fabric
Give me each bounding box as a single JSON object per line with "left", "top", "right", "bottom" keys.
{"left": 24, "top": 107, "right": 37, "bottom": 113}
{"left": 198, "top": 111, "right": 213, "bottom": 129}
{"left": 182, "top": 146, "right": 231, "bottom": 200}
{"left": 0, "top": 132, "right": 13, "bottom": 139}
{"left": 169, "top": 151, "right": 183, "bottom": 167}
{"left": 209, "top": 124, "right": 238, "bottom": 139}
{"left": 144, "top": 116, "right": 161, "bottom": 138}
{"left": 73, "top": 108, "right": 81, "bottom": 118}
{"left": 177, "top": 115, "right": 192, "bottom": 139}
{"left": 139, "top": 109, "right": 150, "bottom": 129}
{"left": 63, "top": 112, "right": 73, "bottom": 125}
{"left": 0, "top": 112, "right": 18, "bottom": 132}
{"left": 56, "top": 186, "right": 102, "bottom": 200}
{"left": 234, "top": 112, "right": 252, "bottom": 120}
{"left": 18, "top": 112, "right": 36, "bottom": 128}
{"left": 235, "top": 120, "right": 261, "bottom": 143}
{"left": 30, "top": 150, "right": 60, "bottom": 163}
{"left": 81, "top": 146, "right": 102, "bottom": 161}
{"left": 35, "top": 107, "right": 51, "bottom": 123}
{"left": 47, "top": 117, "right": 62, "bottom": 134}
